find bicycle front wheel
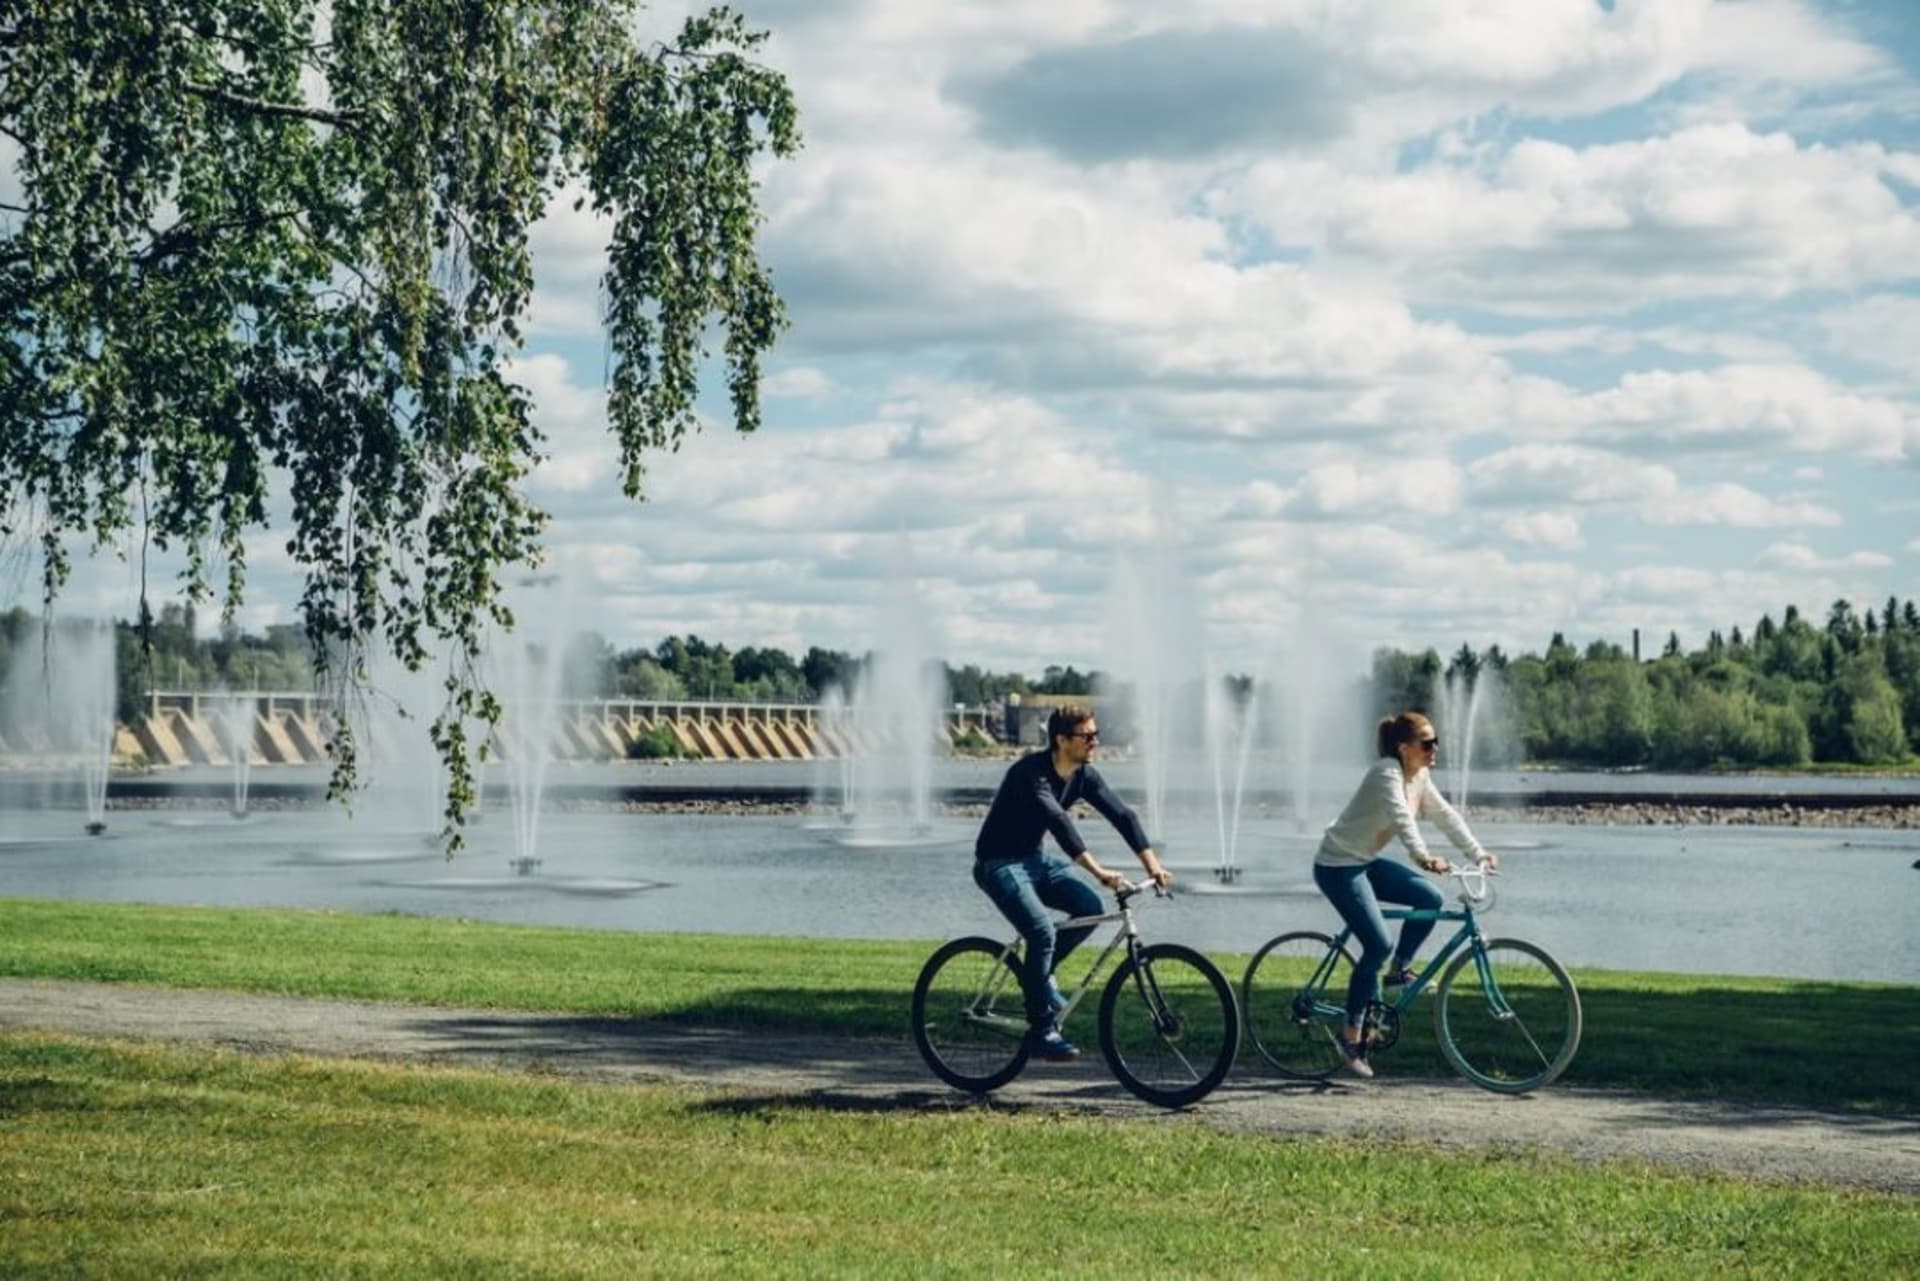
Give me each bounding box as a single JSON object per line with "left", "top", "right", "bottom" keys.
{"left": 1434, "top": 937, "right": 1581, "bottom": 1093}
{"left": 1241, "top": 931, "right": 1354, "bottom": 1080}
{"left": 1098, "top": 943, "right": 1239, "bottom": 1108}
{"left": 912, "top": 936, "right": 1031, "bottom": 1093}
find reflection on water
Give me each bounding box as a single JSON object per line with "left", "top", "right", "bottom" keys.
{"left": 0, "top": 805, "right": 1914, "bottom": 983}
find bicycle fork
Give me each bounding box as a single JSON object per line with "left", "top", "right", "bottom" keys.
{"left": 1468, "top": 934, "right": 1520, "bottom": 1023}
{"left": 1123, "top": 939, "right": 1183, "bottom": 1037}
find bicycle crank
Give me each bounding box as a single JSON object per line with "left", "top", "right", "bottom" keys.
{"left": 1362, "top": 1000, "right": 1401, "bottom": 1053}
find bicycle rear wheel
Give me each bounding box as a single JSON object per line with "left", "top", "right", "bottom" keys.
{"left": 1434, "top": 937, "right": 1581, "bottom": 1093}
{"left": 912, "top": 936, "right": 1030, "bottom": 1093}
{"left": 1098, "top": 943, "right": 1239, "bottom": 1108}
{"left": 1241, "top": 931, "right": 1354, "bottom": 1079}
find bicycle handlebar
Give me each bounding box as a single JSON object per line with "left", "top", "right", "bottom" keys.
{"left": 1443, "top": 861, "right": 1497, "bottom": 906}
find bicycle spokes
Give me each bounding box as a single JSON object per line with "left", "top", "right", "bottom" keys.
{"left": 1436, "top": 939, "right": 1582, "bottom": 1094}
{"left": 1243, "top": 931, "right": 1354, "bottom": 1081}
{"left": 1099, "top": 943, "right": 1239, "bottom": 1109}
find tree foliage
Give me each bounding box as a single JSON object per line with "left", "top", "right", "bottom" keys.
{"left": 2, "top": 1, "right": 799, "bottom": 833}
{"left": 1372, "top": 599, "right": 1919, "bottom": 769}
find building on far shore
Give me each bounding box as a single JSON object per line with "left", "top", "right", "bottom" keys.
{"left": 1001, "top": 692, "right": 1125, "bottom": 748}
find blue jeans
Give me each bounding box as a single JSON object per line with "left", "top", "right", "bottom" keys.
{"left": 973, "top": 853, "right": 1104, "bottom": 1031}
{"left": 1313, "top": 859, "right": 1444, "bottom": 1023}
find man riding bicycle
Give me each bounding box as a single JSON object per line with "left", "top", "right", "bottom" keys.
{"left": 972, "top": 703, "right": 1171, "bottom": 1062}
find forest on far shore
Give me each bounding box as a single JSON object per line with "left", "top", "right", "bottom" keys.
{"left": 2, "top": 596, "right": 1915, "bottom": 770}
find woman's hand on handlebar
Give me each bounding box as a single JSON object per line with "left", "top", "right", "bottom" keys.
{"left": 1476, "top": 850, "right": 1500, "bottom": 871}
{"left": 1417, "top": 854, "right": 1449, "bottom": 874}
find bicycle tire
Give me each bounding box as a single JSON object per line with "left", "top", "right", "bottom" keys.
{"left": 1241, "top": 930, "right": 1355, "bottom": 1079}
{"left": 1434, "top": 937, "right": 1581, "bottom": 1093}
{"left": 911, "top": 936, "right": 1031, "bottom": 1093}
{"left": 1098, "top": 942, "right": 1240, "bottom": 1108}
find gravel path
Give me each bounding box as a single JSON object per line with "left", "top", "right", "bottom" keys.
{"left": 4, "top": 978, "right": 1916, "bottom": 1195}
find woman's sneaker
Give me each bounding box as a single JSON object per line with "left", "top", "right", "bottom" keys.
{"left": 1336, "top": 1036, "right": 1374, "bottom": 1078}
{"left": 1028, "top": 1027, "right": 1081, "bottom": 1063}
{"left": 1382, "top": 966, "right": 1417, "bottom": 988}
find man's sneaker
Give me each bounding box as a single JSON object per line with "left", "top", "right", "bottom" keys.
{"left": 1336, "top": 1036, "right": 1374, "bottom": 1079}
{"left": 1046, "top": 978, "right": 1070, "bottom": 1014}
{"left": 1028, "top": 1028, "right": 1081, "bottom": 1063}
{"left": 1382, "top": 966, "right": 1417, "bottom": 988}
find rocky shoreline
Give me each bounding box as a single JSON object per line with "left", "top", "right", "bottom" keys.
{"left": 101, "top": 793, "right": 1920, "bottom": 829}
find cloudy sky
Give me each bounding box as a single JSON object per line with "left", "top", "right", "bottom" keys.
{"left": 26, "top": 0, "right": 1920, "bottom": 680}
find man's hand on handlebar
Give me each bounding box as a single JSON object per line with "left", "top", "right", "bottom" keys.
{"left": 1138, "top": 847, "right": 1174, "bottom": 890}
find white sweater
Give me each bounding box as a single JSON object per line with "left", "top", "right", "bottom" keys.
{"left": 1315, "top": 757, "right": 1486, "bottom": 868}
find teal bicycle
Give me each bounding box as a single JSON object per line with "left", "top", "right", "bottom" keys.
{"left": 1241, "top": 865, "right": 1581, "bottom": 1093}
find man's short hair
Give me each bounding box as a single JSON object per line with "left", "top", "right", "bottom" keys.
{"left": 1047, "top": 703, "right": 1094, "bottom": 745}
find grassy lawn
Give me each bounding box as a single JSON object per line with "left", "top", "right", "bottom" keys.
{"left": 1, "top": 897, "right": 1916, "bottom": 1115}
{"left": 3, "top": 1032, "right": 1916, "bottom": 1279}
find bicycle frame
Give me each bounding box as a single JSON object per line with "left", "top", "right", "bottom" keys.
{"left": 1304, "top": 897, "right": 1523, "bottom": 1023}
{"left": 965, "top": 889, "right": 1150, "bottom": 1035}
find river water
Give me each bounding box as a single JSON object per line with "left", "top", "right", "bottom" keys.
{"left": 1, "top": 801, "right": 1915, "bottom": 984}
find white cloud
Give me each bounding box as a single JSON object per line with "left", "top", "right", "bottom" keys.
{"left": 763, "top": 366, "right": 838, "bottom": 400}
{"left": 1691, "top": 0, "right": 1888, "bottom": 85}
{"left": 1819, "top": 293, "right": 1920, "bottom": 377}
{"left": 1219, "top": 123, "right": 1920, "bottom": 312}
{"left": 1756, "top": 542, "right": 1895, "bottom": 571}
{"left": 1483, "top": 324, "right": 1797, "bottom": 363}
{"left": 1224, "top": 480, "right": 1296, "bottom": 519}
{"left": 506, "top": 354, "right": 616, "bottom": 495}
{"left": 1470, "top": 445, "right": 1677, "bottom": 506}
{"left": 1641, "top": 483, "right": 1839, "bottom": 528}
{"left": 0, "top": 134, "right": 20, "bottom": 208}
{"left": 1296, "top": 457, "right": 1462, "bottom": 519}
{"left": 1470, "top": 446, "right": 1841, "bottom": 529}
{"left": 1582, "top": 364, "right": 1913, "bottom": 458}
{"left": 1610, "top": 564, "right": 1719, "bottom": 600}
{"left": 1500, "top": 511, "right": 1583, "bottom": 549}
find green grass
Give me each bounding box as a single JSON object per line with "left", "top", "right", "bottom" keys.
{"left": 3, "top": 1032, "right": 1915, "bottom": 1279}
{"left": 1695, "top": 760, "right": 1920, "bottom": 778}
{"left": 1, "top": 897, "right": 1916, "bottom": 1115}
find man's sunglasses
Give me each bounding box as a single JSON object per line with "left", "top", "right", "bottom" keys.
{"left": 1068, "top": 730, "right": 1101, "bottom": 741}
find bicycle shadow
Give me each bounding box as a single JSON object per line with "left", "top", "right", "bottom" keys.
{"left": 688, "top": 1080, "right": 1132, "bottom": 1121}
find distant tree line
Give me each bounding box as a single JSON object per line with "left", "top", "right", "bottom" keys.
{"left": 0, "top": 612, "right": 1049, "bottom": 716}
{"left": 572, "top": 633, "right": 1057, "bottom": 706}
{"left": 0, "top": 604, "right": 313, "bottom": 725}
{"left": 6, "top": 597, "right": 1914, "bottom": 768}
{"left": 1371, "top": 597, "right": 1920, "bottom": 769}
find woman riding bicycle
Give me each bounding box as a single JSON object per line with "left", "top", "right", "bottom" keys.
{"left": 1314, "top": 711, "right": 1496, "bottom": 1077}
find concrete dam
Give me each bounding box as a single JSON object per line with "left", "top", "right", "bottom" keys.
{"left": 77, "top": 692, "right": 996, "bottom": 768}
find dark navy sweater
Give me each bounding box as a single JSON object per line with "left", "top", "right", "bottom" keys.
{"left": 973, "top": 750, "right": 1152, "bottom": 863}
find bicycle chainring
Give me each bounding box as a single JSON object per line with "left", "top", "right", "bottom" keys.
{"left": 1362, "top": 1000, "right": 1401, "bottom": 1053}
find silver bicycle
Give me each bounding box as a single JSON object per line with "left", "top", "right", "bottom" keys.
{"left": 912, "top": 878, "right": 1240, "bottom": 1108}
